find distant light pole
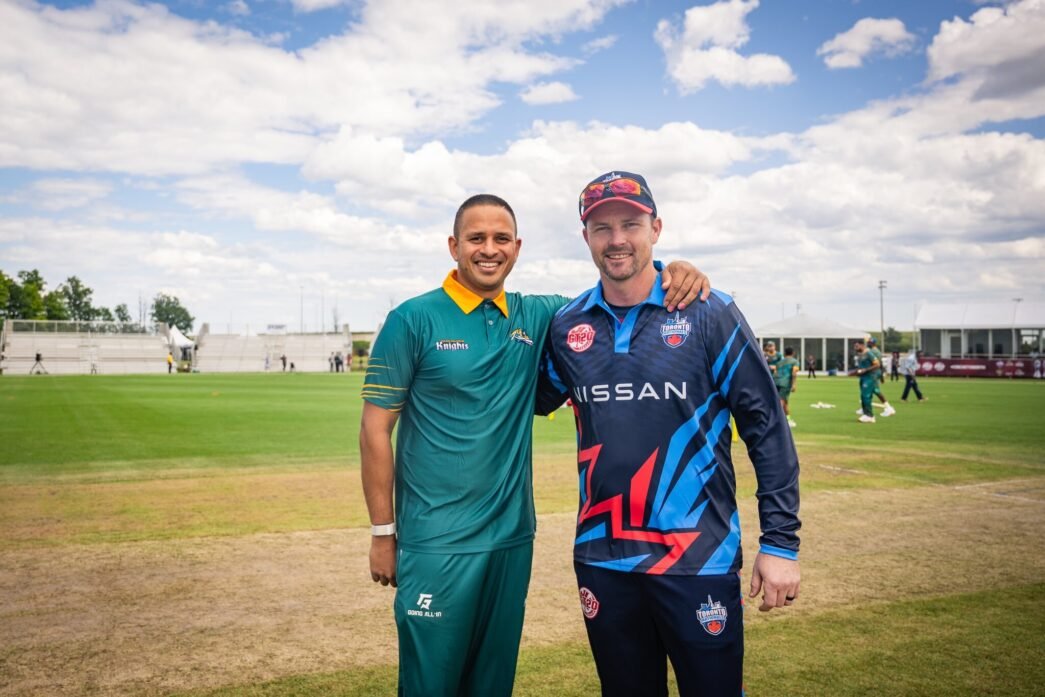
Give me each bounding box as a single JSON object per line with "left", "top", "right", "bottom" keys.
{"left": 299, "top": 285, "right": 304, "bottom": 334}
{"left": 878, "top": 280, "right": 888, "bottom": 348}
{"left": 1013, "top": 297, "right": 1023, "bottom": 358}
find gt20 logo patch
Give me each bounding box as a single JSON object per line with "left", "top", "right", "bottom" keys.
{"left": 567, "top": 324, "right": 596, "bottom": 353}
{"left": 579, "top": 587, "right": 600, "bottom": 619}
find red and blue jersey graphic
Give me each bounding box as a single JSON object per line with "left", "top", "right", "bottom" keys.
{"left": 537, "top": 280, "right": 801, "bottom": 576}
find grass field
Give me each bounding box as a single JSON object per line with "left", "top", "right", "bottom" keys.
{"left": 1, "top": 373, "right": 1043, "bottom": 696}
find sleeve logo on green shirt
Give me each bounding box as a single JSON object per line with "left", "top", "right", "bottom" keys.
{"left": 435, "top": 339, "right": 469, "bottom": 351}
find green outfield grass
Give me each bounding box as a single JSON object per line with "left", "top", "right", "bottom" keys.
{"left": 2, "top": 373, "right": 1044, "bottom": 696}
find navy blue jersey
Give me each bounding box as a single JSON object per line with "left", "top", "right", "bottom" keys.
{"left": 537, "top": 279, "right": 800, "bottom": 576}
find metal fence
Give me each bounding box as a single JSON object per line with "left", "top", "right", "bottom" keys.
{"left": 7, "top": 320, "right": 162, "bottom": 335}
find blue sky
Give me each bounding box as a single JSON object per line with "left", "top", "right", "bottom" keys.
{"left": 1, "top": 0, "right": 1042, "bottom": 334}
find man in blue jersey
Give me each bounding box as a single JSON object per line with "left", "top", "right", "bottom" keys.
{"left": 537, "top": 172, "right": 801, "bottom": 697}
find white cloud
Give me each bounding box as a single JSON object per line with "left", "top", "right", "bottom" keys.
{"left": 226, "top": 1, "right": 250, "bottom": 17}
{"left": 9, "top": 178, "right": 113, "bottom": 211}
{"left": 520, "top": 81, "right": 580, "bottom": 105}
{"left": 582, "top": 35, "right": 617, "bottom": 55}
{"left": 0, "top": 0, "right": 613, "bottom": 175}
{"left": 928, "top": 0, "right": 1045, "bottom": 90}
{"left": 289, "top": 0, "right": 347, "bottom": 11}
{"left": 654, "top": 0, "right": 794, "bottom": 93}
{"left": 817, "top": 17, "right": 916, "bottom": 69}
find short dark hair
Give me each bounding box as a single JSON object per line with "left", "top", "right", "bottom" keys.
{"left": 784, "top": 347, "right": 795, "bottom": 356}
{"left": 453, "top": 194, "right": 517, "bottom": 239}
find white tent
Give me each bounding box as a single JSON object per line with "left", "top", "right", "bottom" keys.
{"left": 756, "top": 313, "right": 869, "bottom": 373}
{"left": 168, "top": 324, "right": 194, "bottom": 349}
{"left": 915, "top": 301, "right": 1045, "bottom": 358}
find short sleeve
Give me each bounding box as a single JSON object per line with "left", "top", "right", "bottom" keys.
{"left": 361, "top": 309, "right": 417, "bottom": 412}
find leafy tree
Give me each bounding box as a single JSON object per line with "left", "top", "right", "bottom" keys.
{"left": 114, "top": 303, "right": 132, "bottom": 323}
{"left": 151, "top": 293, "right": 194, "bottom": 333}
{"left": 12, "top": 270, "right": 45, "bottom": 319}
{"left": 883, "top": 326, "right": 910, "bottom": 352}
{"left": 43, "top": 290, "right": 70, "bottom": 320}
{"left": 60, "top": 276, "right": 97, "bottom": 321}
{"left": 352, "top": 340, "right": 370, "bottom": 358}
{"left": 0, "top": 270, "right": 10, "bottom": 320}
{"left": 93, "top": 306, "right": 115, "bottom": 321}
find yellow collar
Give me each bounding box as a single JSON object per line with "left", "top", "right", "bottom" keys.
{"left": 442, "top": 271, "right": 509, "bottom": 317}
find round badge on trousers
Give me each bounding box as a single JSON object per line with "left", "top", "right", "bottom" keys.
{"left": 579, "top": 587, "right": 600, "bottom": 619}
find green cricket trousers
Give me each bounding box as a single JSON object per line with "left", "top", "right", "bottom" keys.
{"left": 394, "top": 541, "right": 533, "bottom": 696}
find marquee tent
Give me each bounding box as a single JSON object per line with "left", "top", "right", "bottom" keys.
{"left": 915, "top": 301, "right": 1045, "bottom": 358}
{"left": 755, "top": 314, "right": 869, "bottom": 373}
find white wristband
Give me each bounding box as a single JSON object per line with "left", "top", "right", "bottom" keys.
{"left": 371, "top": 522, "right": 396, "bottom": 536}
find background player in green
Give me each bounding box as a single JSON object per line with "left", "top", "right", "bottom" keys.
{"left": 764, "top": 341, "right": 781, "bottom": 376}
{"left": 359, "top": 194, "right": 709, "bottom": 696}
{"left": 852, "top": 338, "right": 880, "bottom": 423}
{"left": 860, "top": 337, "right": 896, "bottom": 418}
{"left": 775, "top": 346, "right": 800, "bottom": 427}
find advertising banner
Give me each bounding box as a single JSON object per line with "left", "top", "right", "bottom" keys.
{"left": 919, "top": 358, "right": 1042, "bottom": 379}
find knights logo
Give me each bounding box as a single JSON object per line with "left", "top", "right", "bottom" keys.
{"left": 696, "top": 595, "right": 728, "bottom": 636}
{"left": 660, "top": 312, "right": 692, "bottom": 348}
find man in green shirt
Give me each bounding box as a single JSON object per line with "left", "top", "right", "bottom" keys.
{"left": 359, "top": 194, "right": 709, "bottom": 696}
{"left": 775, "top": 346, "right": 800, "bottom": 427}
{"left": 852, "top": 339, "right": 880, "bottom": 423}
{"left": 855, "top": 337, "right": 896, "bottom": 418}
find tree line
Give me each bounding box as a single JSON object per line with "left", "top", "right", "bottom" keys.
{"left": 0, "top": 269, "right": 195, "bottom": 333}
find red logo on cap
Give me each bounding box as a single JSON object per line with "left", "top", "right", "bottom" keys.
{"left": 567, "top": 324, "right": 596, "bottom": 353}
{"left": 579, "top": 587, "right": 600, "bottom": 619}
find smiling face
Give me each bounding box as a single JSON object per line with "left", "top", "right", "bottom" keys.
{"left": 582, "top": 200, "right": 661, "bottom": 287}
{"left": 448, "top": 203, "right": 521, "bottom": 298}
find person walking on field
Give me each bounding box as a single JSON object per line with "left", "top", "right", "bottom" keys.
{"left": 899, "top": 348, "right": 926, "bottom": 402}
{"left": 167, "top": 351, "right": 174, "bottom": 374}
{"left": 359, "top": 193, "right": 711, "bottom": 697}
{"left": 806, "top": 353, "right": 816, "bottom": 379}
{"left": 536, "top": 171, "right": 800, "bottom": 697}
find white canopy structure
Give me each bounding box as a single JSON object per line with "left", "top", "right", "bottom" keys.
{"left": 756, "top": 313, "right": 869, "bottom": 373}
{"left": 915, "top": 301, "right": 1045, "bottom": 358}
{"left": 168, "top": 324, "right": 195, "bottom": 349}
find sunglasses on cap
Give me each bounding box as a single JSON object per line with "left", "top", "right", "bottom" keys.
{"left": 579, "top": 177, "right": 646, "bottom": 209}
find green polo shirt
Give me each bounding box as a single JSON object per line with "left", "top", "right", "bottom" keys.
{"left": 362, "top": 271, "right": 568, "bottom": 554}
{"left": 856, "top": 349, "right": 878, "bottom": 381}
{"left": 774, "top": 356, "right": 799, "bottom": 388}
{"left": 868, "top": 347, "right": 884, "bottom": 379}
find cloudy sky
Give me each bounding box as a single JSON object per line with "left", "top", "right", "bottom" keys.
{"left": 1, "top": 0, "right": 1043, "bottom": 335}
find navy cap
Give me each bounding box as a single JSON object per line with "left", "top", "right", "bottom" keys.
{"left": 579, "top": 171, "right": 657, "bottom": 221}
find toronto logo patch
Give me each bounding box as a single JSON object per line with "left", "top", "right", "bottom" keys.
{"left": 579, "top": 587, "right": 600, "bottom": 619}
{"left": 567, "top": 324, "right": 596, "bottom": 353}
{"left": 660, "top": 312, "right": 692, "bottom": 348}
{"left": 697, "top": 595, "right": 728, "bottom": 636}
